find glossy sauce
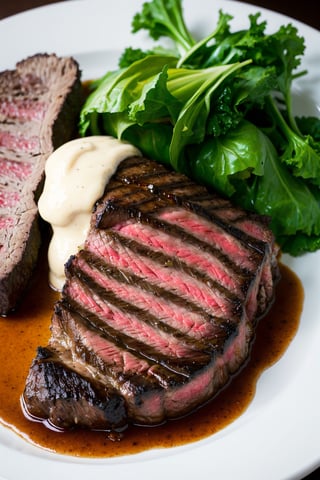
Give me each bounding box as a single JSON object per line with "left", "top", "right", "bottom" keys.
{"left": 0, "top": 256, "right": 303, "bottom": 458}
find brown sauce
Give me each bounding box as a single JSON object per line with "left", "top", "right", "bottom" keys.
{"left": 0, "top": 257, "right": 303, "bottom": 458}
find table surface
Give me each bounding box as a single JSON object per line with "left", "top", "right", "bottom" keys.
{"left": 0, "top": 1, "right": 319, "bottom": 480}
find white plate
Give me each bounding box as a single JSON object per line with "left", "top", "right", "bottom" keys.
{"left": 0, "top": 1, "right": 320, "bottom": 479}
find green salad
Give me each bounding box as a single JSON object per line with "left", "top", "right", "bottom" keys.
{"left": 79, "top": 0, "right": 320, "bottom": 256}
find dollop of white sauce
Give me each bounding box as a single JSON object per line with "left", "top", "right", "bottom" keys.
{"left": 38, "top": 135, "right": 141, "bottom": 291}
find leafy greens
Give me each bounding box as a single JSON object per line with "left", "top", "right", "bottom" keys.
{"left": 79, "top": 0, "right": 320, "bottom": 255}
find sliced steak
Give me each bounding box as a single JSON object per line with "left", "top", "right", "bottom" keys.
{"left": 0, "top": 53, "right": 83, "bottom": 315}
{"left": 23, "top": 156, "right": 280, "bottom": 432}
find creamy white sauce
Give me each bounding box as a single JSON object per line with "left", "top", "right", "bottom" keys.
{"left": 38, "top": 135, "right": 141, "bottom": 291}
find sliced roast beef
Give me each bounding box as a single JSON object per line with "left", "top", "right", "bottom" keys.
{"left": 23, "top": 156, "right": 280, "bottom": 431}
{"left": 0, "top": 53, "right": 83, "bottom": 315}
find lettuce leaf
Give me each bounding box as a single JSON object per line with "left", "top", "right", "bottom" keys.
{"left": 78, "top": 0, "right": 320, "bottom": 255}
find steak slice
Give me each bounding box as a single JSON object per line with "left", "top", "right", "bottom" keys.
{"left": 23, "top": 156, "right": 280, "bottom": 431}
{"left": 0, "top": 53, "right": 83, "bottom": 315}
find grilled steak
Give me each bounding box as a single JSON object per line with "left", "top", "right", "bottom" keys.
{"left": 0, "top": 53, "right": 82, "bottom": 316}
{"left": 23, "top": 156, "right": 280, "bottom": 432}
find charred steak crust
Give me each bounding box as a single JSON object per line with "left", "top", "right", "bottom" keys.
{"left": 23, "top": 156, "right": 280, "bottom": 432}
{"left": 22, "top": 346, "right": 127, "bottom": 431}
{"left": 0, "top": 53, "right": 83, "bottom": 316}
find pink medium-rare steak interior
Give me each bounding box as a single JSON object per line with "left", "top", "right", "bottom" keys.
{"left": 22, "top": 156, "right": 280, "bottom": 432}
{"left": 0, "top": 53, "right": 83, "bottom": 315}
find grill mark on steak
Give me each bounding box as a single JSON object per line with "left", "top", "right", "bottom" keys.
{"left": 87, "top": 229, "right": 242, "bottom": 319}
{"left": 112, "top": 218, "right": 253, "bottom": 298}
{"left": 112, "top": 157, "right": 269, "bottom": 239}
{"left": 94, "top": 175, "right": 267, "bottom": 321}
{"left": 65, "top": 255, "right": 234, "bottom": 355}
{"left": 23, "top": 156, "right": 280, "bottom": 431}
{"left": 64, "top": 269, "right": 211, "bottom": 359}
{"left": 74, "top": 250, "right": 234, "bottom": 341}
{"left": 111, "top": 158, "right": 273, "bottom": 304}
{"left": 0, "top": 53, "right": 83, "bottom": 315}
{"left": 52, "top": 302, "right": 157, "bottom": 378}
{"left": 95, "top": 168, "right": 266, "bottom": 273}
{"left": 44, "top": 301, "right": 243, "bottom": 425}
{"left": 156, "top": 207, "right": 273, "bottom": 319}
{"left": 52, "top": 301, "right": 210, "bottom": 386}
{"left": 48, "top": 312, "right": 170, "bottom": 425}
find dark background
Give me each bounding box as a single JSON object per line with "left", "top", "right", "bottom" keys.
{"left": 0, "top": 0, "right": 319, "bottom": 30}
{"left": 0, "top": 1, "right": 319, "bottom": 479}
